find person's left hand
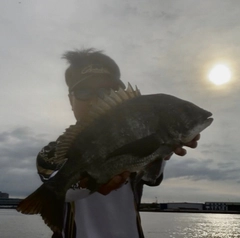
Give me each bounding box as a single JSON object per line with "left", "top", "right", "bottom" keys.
{"left": 164, "top": 134, "right": 201, "bottom": 160}
{"left": 97, "top": 171, "right": 131, "bottom": 195}
{"left": 78, "top": 171, "right": 131, "bottom": 196}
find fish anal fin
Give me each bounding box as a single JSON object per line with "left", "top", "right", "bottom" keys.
{"left": 16, "top": 184, "right": 65, "bottom": 234}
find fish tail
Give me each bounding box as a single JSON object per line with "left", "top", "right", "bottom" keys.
{"left": 16, "top": 183, "right": 65, "bottom": 234}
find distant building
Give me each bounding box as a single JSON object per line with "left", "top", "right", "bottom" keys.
{"left": 166, "top": 202, "right": 203, "bottom": 211}
{"left": 139, "top": 201, "right": 240, "bottom": 213}
{"left": 0, "top": 191, "right": 9, "bottom": 199}
{"left": 227, "top": 202, "right": 240, "bottom": 211}
{"left": 205, "top": 202, "right": 240, "bottom": 211}
{"left": 140, "top": 203, "right": 160, "bottom": 211}
{"left": 0, "top": 198, "right": 22, "bottom": 208}
{"left": 205, "top": 202, "right": 227, "bottom": 211}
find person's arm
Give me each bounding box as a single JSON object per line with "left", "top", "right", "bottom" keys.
{"left": 37, "top": 141, "right": 63, "bottom": 182}
{"left": 36, "top": 140, "right": 91, "bottom": 202}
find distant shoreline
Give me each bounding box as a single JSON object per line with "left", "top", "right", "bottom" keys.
{"left": 0, "top": 206, "right": 18, "bottom": 209}
{"left": 1, "top": 207, "right": 239, "bottom": 215}
{"left": 1, "top": 199, "right": 240, "bottom": 215}
{"left": 140, "top": 209, "right": 240, "bottom": 214}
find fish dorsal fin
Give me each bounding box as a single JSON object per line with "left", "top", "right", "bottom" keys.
{"left": 126, "top": 83, "right": 141, "bottom": 98}
{"left": 55, "top": 83, "right": 141, "bottom": 161}
{"left": 55, "top": 123, "right": 84, "bottom": 161}
{"left": 89, "top": 83, "right": 141, "bottom": 119}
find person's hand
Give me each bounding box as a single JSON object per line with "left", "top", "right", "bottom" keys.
{"left": 78, "top": 171, "right": 131, "bottom": 195}
{"left": 164, "top": 134, "right": 201, "bottom": 160}
{"left": 98, "top": 171, "right": 131, "bottom": 195}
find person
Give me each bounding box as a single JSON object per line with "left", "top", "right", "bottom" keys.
{"left": 36, "top": 48, "right": 200, "bottom": 238}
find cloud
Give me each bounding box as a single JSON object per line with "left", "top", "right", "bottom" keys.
{"left": 164, "top": 153, "right": 240, "bottom": 182}
{"left": 0, "top": 127, "right": 50, "bottom": 197}
{"left": 0, "top": 127, "right": 47, "bottom": 160}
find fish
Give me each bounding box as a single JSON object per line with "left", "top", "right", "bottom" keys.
{"left": 17, "top": 83, "right": 213, "bottom": 233}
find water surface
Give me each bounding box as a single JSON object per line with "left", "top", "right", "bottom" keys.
{"left": 141, "top": 212, "right": 240, "bottom": 238}
{"left": 1, "top": 209, "right": 240, "bottom": 238}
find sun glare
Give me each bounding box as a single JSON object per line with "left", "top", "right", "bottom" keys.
{"left": 208, "top": 64, "right": 231, "bottom": 85}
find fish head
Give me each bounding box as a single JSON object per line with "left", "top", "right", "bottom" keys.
{"left": 154, "top": 94, "right": 214, "bottom": 144}
{"left": 178, "top": 108, "right": 213, "bottom": 144}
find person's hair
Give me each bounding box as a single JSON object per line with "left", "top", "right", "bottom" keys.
{"left": 62, "top": 48, "right": 125, "bottom": 90}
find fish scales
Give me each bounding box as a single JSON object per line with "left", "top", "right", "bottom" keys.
{"left": 68, "top": 95, "right": 175, "bottom": 182}
{"left": 62, "top": 93, "right": 212, "bottom": 189}
{"left": 17, "top": 85, "right": 213, "bottom": 233}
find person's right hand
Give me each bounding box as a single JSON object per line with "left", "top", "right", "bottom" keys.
{"left": 164, "top": 134, "right": 201, "bottom": 160}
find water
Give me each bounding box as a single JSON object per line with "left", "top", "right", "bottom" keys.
{"left": 1, "top": 209, "right": 240, "bottom": 238}
{"left": 141, "top": 212, "right": 240, "bottom": 238}
{"left": 0, "top": 209, "right": 52, "bottom": 238}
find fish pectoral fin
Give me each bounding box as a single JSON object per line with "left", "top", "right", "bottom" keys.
{"left": 107, "top": 133, "right": 162, "bottom": 158}
{"left": 16, "top": 183, "right": 65, "bottom": 234}
{"left": 142, "top": 157, "right": 164, "bottom": 184}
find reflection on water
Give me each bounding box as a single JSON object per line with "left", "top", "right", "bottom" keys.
{"left": 0, "top": 209, "right": 51, "bottom": 238}
{"left": 1, "top": 209, "right": 240, "bottom": 238}
{"left": 141, "top": 212, "right": 240, "bottom": 238}
{"left": 183, "top": 214, "right": 240, "bottom": 237}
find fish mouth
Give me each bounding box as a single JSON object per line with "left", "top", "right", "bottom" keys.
{"left": 181, "top": 113, "right": 214, "bottom": 144}
{"left": 199, "top": 110, "right": 213, "bottom": 127}
{"left": 205, "top": 116, "right": 214, "bottom": 127}
{"left": 204, "top": 111, "right": 214, "bottom": 127}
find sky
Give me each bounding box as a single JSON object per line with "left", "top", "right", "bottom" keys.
{"left": 0, "top": 0, "right": 239, "bottom": 203}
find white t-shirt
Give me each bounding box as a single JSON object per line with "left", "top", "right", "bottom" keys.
{"left": 65, "top": 182, "right": 139, "bottom": 238}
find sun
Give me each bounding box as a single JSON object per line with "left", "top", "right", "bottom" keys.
{"left": 208, "top": 64, "right": 231, "bottom": 85}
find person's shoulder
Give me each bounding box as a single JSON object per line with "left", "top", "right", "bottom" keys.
{"left": 36, "top": 137, "right": 65, "bottom": 180}
{"left": 37, "top": 135, "right": 64, "bottom": 160}
{"left": 37, "top": 140, "right": 58, "bottom": 162}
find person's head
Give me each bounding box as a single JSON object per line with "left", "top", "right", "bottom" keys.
{"left": 63, "top": 48, "right": 125, "bottom": 121}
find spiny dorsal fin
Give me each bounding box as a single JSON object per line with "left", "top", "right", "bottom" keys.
{"left": 89, "top": 83, "right": 141, "bottom": 119}
{"left": 55, "top": 83, "right": 141, "bottom": 161}
{"left": 126, "top": 83, "right": 136, "bottom": 98}
{"left": 135, "top": 85, "right": 141, "bottom": 96}
{"left": 55, "top": 123, "right": 84, "bottom": 161}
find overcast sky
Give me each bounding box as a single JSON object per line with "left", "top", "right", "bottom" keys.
{"left": 0, "top": 0, "right": 239, "bottom": 204}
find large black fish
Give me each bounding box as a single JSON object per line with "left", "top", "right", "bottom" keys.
{"left": 17, "top": 84, "right": 213, "bottom": 233}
